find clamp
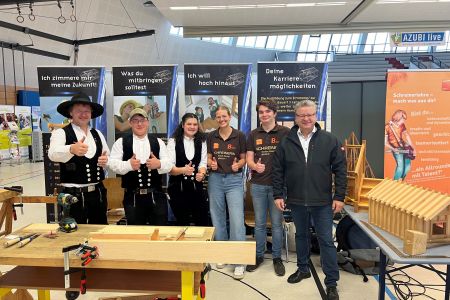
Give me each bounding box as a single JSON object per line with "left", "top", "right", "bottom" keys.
{"left": 199, "top": 264, "right": 211, "bottom": 300}
{"left": 62, "top": 242, "right": 99, "bottom": 295}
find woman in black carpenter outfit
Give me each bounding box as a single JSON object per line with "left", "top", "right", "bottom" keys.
{"left": 167, "top": 113, "right": 209, "bottom": 226}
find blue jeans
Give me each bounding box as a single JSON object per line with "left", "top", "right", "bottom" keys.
{"left": 208, "top": 172, "right": 245, "bottom": 241}
{"left": 290, "top": 203, "right": 339, "bottom": 288}
{"left": 251, "top": 183, "right": 283, "bottom": 258}
{"left": 393, "top": 152, "right": 411, "bottom": 180}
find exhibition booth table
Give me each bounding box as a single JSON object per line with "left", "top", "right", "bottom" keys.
{"left": 345, "top": 205, "right": 450, "bottom": 300}
{"left": 0, "top": 223, "right": 255, "bottom": 300}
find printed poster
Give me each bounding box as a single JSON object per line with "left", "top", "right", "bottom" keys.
{"left": 385, "top": 70, "right": 450, "bottom": 194}
{"left": 257, "top": 62, "right": 328, "bottom": 128}
{"left": 184, "top": 64, "right": 252, "bottom": 134}
{"left": 112, "top": 65, "right": 178, "bottom": 141}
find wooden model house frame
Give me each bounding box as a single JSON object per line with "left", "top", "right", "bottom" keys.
{"left": 344, "top": 132, "right": 382, "bottom": 212}
{"left": 367, "top": 178, "right": 450, "bottom": 243}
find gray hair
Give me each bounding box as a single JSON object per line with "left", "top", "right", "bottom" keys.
{"left": 294, "top": 100, "right": 317, "bottom": 113}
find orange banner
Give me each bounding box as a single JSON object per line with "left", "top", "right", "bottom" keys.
{"left": 385, "top": 70, "right": 450, "bottom": 194}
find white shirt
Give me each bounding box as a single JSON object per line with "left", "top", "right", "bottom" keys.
{"left": 108, "top": 134, "right": 173, "bottom": 175}
{"left": 297, "top": 126, "right": 317, "bottom": 163}
{"left": 167, "top": 136, "right": 207, "bottom": 170}
{"left": 48, "top": 123, "right": 110, "bottom": 187}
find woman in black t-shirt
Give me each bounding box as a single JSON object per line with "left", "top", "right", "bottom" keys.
{"left": 207, "top": 105, "right": 247, "bottom": 279}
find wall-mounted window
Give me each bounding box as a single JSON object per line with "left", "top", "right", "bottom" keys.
{"left": 297, "top": 33, "right": 361, "bottom": 61}
{"left": 364, "top": 32, "right": 430, "bottom": 54}
{"left": 237, "top": 36, "right": 257, "bottom": 48}
{"left": 169, "top": 26, "right": 183, "bottom": 36}
{"left": 236, "top": 35, "right": 296, "bottom": 51}
{"left": 201, "top": 37, "right": 233, "bottom": 45}
{"left": 436, "top": 31, "right": 450, "bottom": 52}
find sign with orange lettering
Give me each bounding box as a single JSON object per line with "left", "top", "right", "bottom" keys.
{"left": 385, "top": 70, "right": 450, "bottom": 194}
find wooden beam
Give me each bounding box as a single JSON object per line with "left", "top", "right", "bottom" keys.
{"left": 90, "top": 239, "right": 256, "bottom": 265}
{"left": 0, "top": 190, "right": 19, "bottom": 202}
{"left": 0, "top": 266, "right": 198, "bottom": 294}
{"left": 10, "top": 196, "right": 56, "bottom": 204}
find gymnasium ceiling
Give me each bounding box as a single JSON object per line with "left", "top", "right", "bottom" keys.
{"left": 0, "top": 0, "right": 449, "bottom": 61}
{"left": 151, "top": 0, "right": 450, "bottom": 37}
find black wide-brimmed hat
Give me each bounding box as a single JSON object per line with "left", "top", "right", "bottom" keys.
{"left": 56, "top": 93, "right": 104, "bottom": 119}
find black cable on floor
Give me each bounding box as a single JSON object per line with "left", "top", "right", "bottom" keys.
{"left": 211, "top": 269, "right": 271, "bottom": 299}
{"left": 309, "top": 258, "right": 327, "bottom": 300}
{"left": 385, "top": 266, "right": 445, "bottom": 300}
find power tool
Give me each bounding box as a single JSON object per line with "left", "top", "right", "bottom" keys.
{"left": 58, "top": 193, "right": 79, "bottom": 233}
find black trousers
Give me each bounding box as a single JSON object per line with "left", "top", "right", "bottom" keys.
{"left": 62, "top": 183, "right": 108, "bottom": 225}
{"left": 123, "top": 190, "right": 168, "bottom": 225}
{"left": 168, "top": 180, "right": 209, "bottom": 226}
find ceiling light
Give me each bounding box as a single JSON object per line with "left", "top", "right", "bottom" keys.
{"left": 199, "top": 6, "right": 227, "bottom": 10}
{"left": 256, "top": 4, "right": 286, "bottom": 8}
{"left": 316, "top": 2, "right": 347, "bottom": 5}
{"left": 170, "top": 6, "right": 198, "bottom": 10}
{"left": 286, "top": 3, "right": 316, "bottom": 6}
{"left": 227, "top": 5, "right": 257, "bottom": 9}
{"left": 376, "top": 0, "right": 408, "bottom": 3}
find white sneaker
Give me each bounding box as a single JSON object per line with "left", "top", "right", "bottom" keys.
{"left": 216, "top": 263, "right": 225, "bottom": 269}
{"left": 233, "top": 265, "right": 245, "bottom": 280}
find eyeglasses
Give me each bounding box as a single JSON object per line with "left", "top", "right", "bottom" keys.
{"left": 130, "top": 118, "right": 147, "bottom": 124}
{"left": 297, "top": 113, "right": 316, "bottom": 119}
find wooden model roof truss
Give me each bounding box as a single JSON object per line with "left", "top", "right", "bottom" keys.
{"left": 367, "top": 178, "right": 450, "bottom": 243}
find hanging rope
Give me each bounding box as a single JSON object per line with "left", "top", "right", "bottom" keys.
{"left": 1, "top": 43, "right": 7, "bottom": 103}
{"left": 57, "top": 0, "right": 66, "bottom": 23}
{"left": 28, "top": 3, "right": 35, "bottom": 21}
{"left": 119, "top": 0, "right": 138, "bottom": 30}
{"left": 16, "top": 4, "right": 24, "bottom": 23}
{"left": 21, "top": 47, "right": 27, "bottom": 95}
{"left": 70, "top": 0, "right": 76, "bottom": 22}
{"left": 12, "top": 47, "right": 17, "bottom": 94}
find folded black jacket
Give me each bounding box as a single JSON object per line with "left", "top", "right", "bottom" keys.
{"left": 272, "top": 123, "right": 347, "bottom": 206}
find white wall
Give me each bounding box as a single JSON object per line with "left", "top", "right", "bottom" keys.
{"left": 0, "top": 0, "right": 277, "bottom": 88}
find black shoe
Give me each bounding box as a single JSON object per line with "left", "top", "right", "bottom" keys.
{"left": 246, "top": 256, "right": 264, "bottom": 272}
{"left": 273, "top": 258, "right": 285, "bottom": 276}
{"left": 326, "top": 286, "right": 339, "bottom": 300}
{"left": 287, "top": 268, "right": 311, "bottom": 284}
{"left": 65, "top": 291, "right": 80, "bottom": 300}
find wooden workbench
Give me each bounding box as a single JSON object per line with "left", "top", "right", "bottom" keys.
{"left": 0, "top": 189, "right": 20, "bottom": 237}
{"left": 0, "top": 189, "right": 56, "bottom": 237}
{"left": 0, "top": 224, "right": 218, "bottom": 300}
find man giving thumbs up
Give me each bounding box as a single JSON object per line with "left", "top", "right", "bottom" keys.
{"left": 108, "top": 108, "right": 173, "bottom": 225}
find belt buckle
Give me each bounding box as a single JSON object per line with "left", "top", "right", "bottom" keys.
{"left": 87, "top": 185, "right": 95, "bottom": 192}
{"left": 139, "top": 189, "right": 147, "bottom": 195}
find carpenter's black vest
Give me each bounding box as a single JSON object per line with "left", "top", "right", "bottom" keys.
{"left": 169, "top": 136, "right": 202, "bottom": 187}
{"left": 121, "top": 134, "right": 162, "bottom": 191}
{"left": 60, "top": 125, "right": 105, "bottom": 184}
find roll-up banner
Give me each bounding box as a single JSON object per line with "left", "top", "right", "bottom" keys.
{"left": 37, "top": 67, "right": 106, "bottom": 135}
{"left": 385, "top": 70, "right": 450, "bottom": 194}
{"left": 37, "top": 66, "right": 106, "bottom": 222}
{"left": 14, "top": 105, "right": 32, "bottom": 157}
{"left": 0, "top": 105, "right": 15, "bottom": 160}
{"left": 257, "top": 62, "right": 328, "bottom": 128}
{"left": 31, "top": 106, "right": 41, "bottom": 131}
{"left": 112, "top": 65, "right": 178, "bottom": 141}
{"left": 184, "top": 64, "right": 252, "bottom": 134}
